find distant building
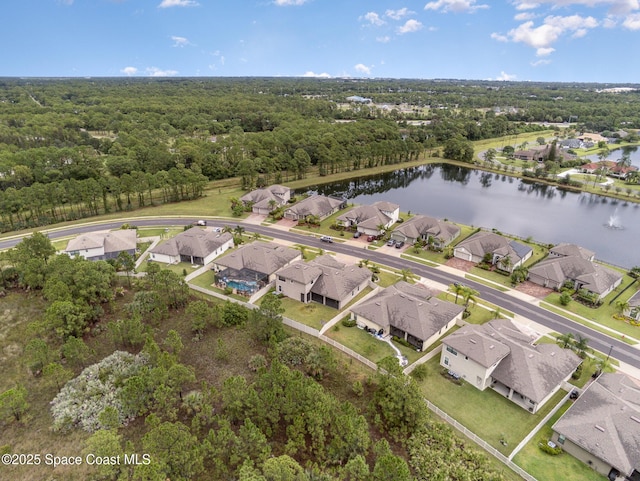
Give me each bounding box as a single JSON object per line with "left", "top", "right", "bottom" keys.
{"left": 239, "top": 185, "right": 291, "bottom": 215}
{"left": 64, "top": 230, "right": 137, "bottom": 261}
{"left": 346, "top": 95, "right": 372, "bottom": 103}
{"left": 149, "top": 227, "right": 233, "bottom": 265}
{"left": 284, "top": 195, "right": 346, "bottom": 221}
{"left": 275, "top": 255, "right": 370, "bottom": 310}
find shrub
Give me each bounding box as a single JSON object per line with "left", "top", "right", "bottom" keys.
{"left": 392, "top": 336, "right": 412, "bottom": 348}
{"left": 571, "top": 363, "right": 583, "bottom": 380}
{"left": 560, "top": 292, "right": 572, "bottom": 306}
{"left": 538, "top": 441, "right": 563, "bottom": 455}
{"left": 342, "top": 318, "right": 357, "bottom": 328}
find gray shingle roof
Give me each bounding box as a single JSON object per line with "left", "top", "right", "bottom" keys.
{"left": 552, "top": 373, "right": 640, "bottom": 476}
{"left": 215, "top": 241, "right": 300, "bottom": 276}
{"left": 150, "top": 228, "right": 232, "bottom": 259}
{"left": 628, "top": 290, "right": 640, "bottom": 308}
{"left": 529, "top": 256, "right": 622, "bottom": 295}
{"left": 285, "top": 195, "right": 344, "bottom": 218}
{"left": 550, "top": 243, "right": 595, "bottom": 260}
{"left": 240, "top": 185, "right": 290, "bottom": 209}
{"left": 336, "top": 204, "right": 392, "bottom": 228}
{"left": 66, "top": 229, "right": 137, "bottom": 254}
{"left": 443, "top": 319, "right": 581, "bottom": 403}
{"left": 455, "top": 231, "right": 532, "bottom": 264}
{"left": 351, "top": 281, "right": 463, "bottom": 341}
{"left": 392, "top": 214, "right": 460, "bottom": 242}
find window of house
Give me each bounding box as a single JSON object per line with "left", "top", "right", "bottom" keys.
{"left": 444, "top": 357, "right": 449, "bottom": 366}
{"left": 446, "top": 346, "right": 458, "bottom": 356}
{"left": 278, "top": 285, "right": 282, "bottom": 292}
{"left": 557, "top": 435, "right": 565, "bottom": 445}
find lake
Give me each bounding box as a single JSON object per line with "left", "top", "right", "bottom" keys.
{"left": 304, "top": 164, "right": 639, "bottom": 268}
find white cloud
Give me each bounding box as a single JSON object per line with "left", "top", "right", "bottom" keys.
{"left": 171, "top": 36, "right": 190, "bottom": 47}
{"left": 146, "top": 67, "right": 178, "bottom": 77}
{"left": 274, "top": 0, "right": 309, "bottom": 5}
{"left": 376, "top": 35, "right": 392, "bottom": 42}
{"left": 397, "top": 19, "right": 423, "bottom": 33}
{"left": 514, "top": 12, "right": 536, "bottom": 20}
{"left": 512, "top": 0, "right": 639, "bottom": 15}
{"left": 158, "top": 0, "right": 198, "bottom": 7}
{"left": 302, "top": 71, "right": 332, "bottom": 78}
{"left": 496, "top": 71, "right": 517, "bottom": 80}
{"left": 354, "top": 63, "right": 372, "bottom": 75}
{"left": 497, "top": 14, "right": 598, "bottom": 55}
{"left": 120, "top": 66, "right": 138, "bottom": 76}
{"left": 424, "top": 0, "right": 489, "bottom": 13}
{"left": 362, "top": 12, "right": 385, "bottom": 25}
{"left": 623, "top": 12, "right": 640, "bottom": 28}
{"left": 385, "top": 7, "right": 414, "bottom": 19}
{"left": 531, "top": 58, "right": 552, "bottom": 66}
{"left": 603, "top": 16, "right": 618, "bottom": 27}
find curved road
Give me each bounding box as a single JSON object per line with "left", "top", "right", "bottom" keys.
{"left": 2, "top": 217, "right": 639, "bottom": 370}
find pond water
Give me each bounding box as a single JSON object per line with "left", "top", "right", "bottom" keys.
{"left": 584, "top": 145, "right": 640, "bottom": 167}
{"left": 304, "top": 164, "right": 640, "bottom": 268}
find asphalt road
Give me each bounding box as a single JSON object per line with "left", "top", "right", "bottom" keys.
{"left": 2, "top": 217, "right": 639, "bottom": 370}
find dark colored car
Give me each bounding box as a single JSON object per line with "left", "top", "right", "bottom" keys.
{"left": 353, "top": 231, "right": 361, "bottom": 238}
{"left": 395, "top": 240, "right": 405, "bottom": 249}
{"left": 367, "top": 235, "right": 376, "bottom": 242}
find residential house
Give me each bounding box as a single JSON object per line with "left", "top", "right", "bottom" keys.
{"left": 275, "top": 255, "right": 370, "bottom": 309}
{"left": 626, "top": 290, "right": 640, "bottom": 321}
{"left": 148, "top": 227, "right": 233, "bottom": 265}
{"left": 336, "top": 201, "right": 400, "bottom": 236}
{"left": 284, "top": 195, "right": 346, "bottom": 222}
{"left": 64, "top": 229, "right": 137, "bottom": 261}
{"left": 578, "top": 132, "right": 608, "bottom": 144}
{"left": 528, "top": 248, "right": 623, "bottom": 301}
{"left": 212, "top": 242, "right": 301, "bottom": 295}
{"left": 514, "top": 144, "right": 576, "bottom": 163}
{"left": 453, "top": 231, "right": 532, "bottom": 272}
{"left": 390, "top": 214, "right": 461, "bottom": 248}
{"left": 240, "top": 185, "right": 291, "bottom": 215}
{"left": 551, "top": 373, "right": 640, "bottom": 481}
{"left": 351, "top": 281, "right": 464, "bottom": 351}
{"left": 441, "top": 319, "right": 581, "bottom": 413}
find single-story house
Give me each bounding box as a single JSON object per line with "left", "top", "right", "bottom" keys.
{"left": 275, "top": 255, "right": 370, "bottom": 310}
{"left": 441, "top": 319, "right": 582, "bottom": 413}
{"left": 549, "top": 243, "right": 595, "bottom": 261}
{"left": 211, "top": 242, "right": 301, "bottom": 295}
{"left": 514, "top": 144, "right": 576, "bottom": 163}
{"left": 551, "top": 373, "right": 640, "bottom": 481}
{"left": 148, "top": 227, "right": 233, "bottom": 265}
{"left": 64, "top": 229, "right": 137, "bottom": 261}
{"left": 336, "top": 201, "right": 400, "bottom": 236}
{"left": 453, "top": 231, "right": 532, "bottom": 272}
{"left": 390, "top": 214, "right": 460, "bottom": 248}
{"left": 528, "top": 255, "right": 623, "bottom": 301}
{"left": 578, "top": 132, "right": 608, "bottom": 144}
{"left": 284, "top": 195, "right": 346, "bottom": 222}
{"left": 240, "top": 185, "right": 291, "bottom": 215}
{"left": 351, "top": 281, "right": 464, "bottom": 351}
{"left": 626, "top": 290, "right": 640, "bottom": 321}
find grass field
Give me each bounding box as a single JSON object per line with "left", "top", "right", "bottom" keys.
{"left": 512, "top": 402, "right": 607, "bottom": 481}
{"left": 416, "top": 356, "right": 568, "bottom": 457}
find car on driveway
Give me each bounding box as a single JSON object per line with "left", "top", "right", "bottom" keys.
{"left": 367, "top": 235, "right": 376, "bottom": 242}
{"left": 386, "top": 239, "right": 396, "bottom": 247}
{"left": 353, "top": 231, "right": 361, "bottom": 238}
{"left": 395, "top": 241, "right": 405, "bottom": 249}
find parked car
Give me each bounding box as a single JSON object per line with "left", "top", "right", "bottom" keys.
{"left": 395, "top": 240, "right": 405, "bottom": 249}
{"left": 367, "top": 235, "right": 376, "bottom": 242}
{"left": 386, "top": 239, "right": 396, "bottom": 247}
{"left": 320, "top": 235, "right": 333, "bottom": 243}
{"left": 353, "top": 231, "right": 361, "bottom": 238}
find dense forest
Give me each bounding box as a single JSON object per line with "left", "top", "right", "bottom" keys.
{"left": 4, "top": 77, "right": 639, "bottom": 232}
{"left": 0, "top": 233, "right": 510, "bottom": 481}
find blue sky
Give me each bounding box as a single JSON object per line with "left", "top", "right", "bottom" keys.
{"left": 3, "top": 0, "right": 640, "bottom": 82}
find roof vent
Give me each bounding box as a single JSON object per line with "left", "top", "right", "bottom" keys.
{"left": 528, "top": 354, "right": 534, "bottom": 358}
{"left": 631, "top": 415, "right": 640, "bottom": 424}
{"left": 469, "top": 339, "right": 477, "bottom": 344}
{"left": 489, "top": 345, "right": 495, "bottom": 349}
{"left": 595, "top": 425, "right": 605, "bottom": 432}
{"left": 550, "top": 352, "right": 555, "bottom": 356}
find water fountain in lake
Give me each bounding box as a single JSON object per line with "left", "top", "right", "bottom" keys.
{"left": 606, "top": 207, "right": 624, "bottom": 229}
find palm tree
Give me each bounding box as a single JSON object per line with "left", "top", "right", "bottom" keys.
{"left": 573, "top": 335, "right": 590, "bottom": 358}
{"left": 462, "top": 286, "right": 479, "bottom": 309}
{"left": 511, "top": 265, "right": 529, "bottom": 284}
{"left": 615, "top": 300, "right": 630, "bottom": 316}
{"left": 450, "top": 283, "right": 465, "bottom": 304}
{"left": 557, "top": 332, "right": 575, "bottom": 349}
{"left": 498, "top": 255, "right": 512, "bottom": 273}
{"left": 401, "top": 268, "right": 415, "bottom": 282}
{"left": 234, "top": 225, "right": 245, "bottom": 237}
{"left": 222, "top": 225, "right": 234, "bottom": 234}
{"left": 267, "top": 199, "right": 278, "bottom": 213}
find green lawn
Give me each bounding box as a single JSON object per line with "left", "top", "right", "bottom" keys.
{"left": 136, "top": 227, "right": 184, "bottom": 238}
{"left": 138, "top": 260, "right": 199, "bottom": 277}
{"left": 416, "top": 357, "right": 568, "bottom": 456}
{"left": 543, "top": 275, "right": 640, "bottom": 340}
{"left": 512, "top": 402, "right": 607, "bottom": 481}
{"left": 375, "top": 270, "right": 402, "bottom": 288}
{"left": 188, "top": 270, "right": 248, "bottom": 301}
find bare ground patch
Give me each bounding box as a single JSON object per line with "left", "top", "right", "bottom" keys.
{"left": 515, "top": 281, "right": 554, "bottom": 299}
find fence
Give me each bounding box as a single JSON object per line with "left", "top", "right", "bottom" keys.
{"left": 424, "top": 399, "right": 539, "bottom": 481}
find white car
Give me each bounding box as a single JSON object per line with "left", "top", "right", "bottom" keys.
{"left": 196, "top": 220, "right": 207, "bottom": 226}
